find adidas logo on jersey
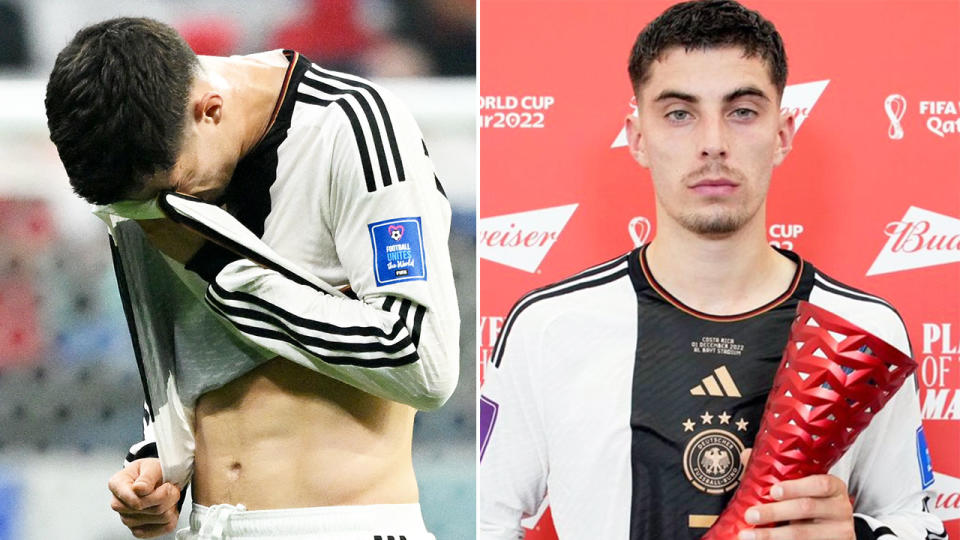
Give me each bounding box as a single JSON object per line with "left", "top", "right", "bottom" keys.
{"left": 690, "top": 366, "right": 742, "bottom": 397}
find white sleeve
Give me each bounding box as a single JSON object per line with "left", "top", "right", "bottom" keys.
{"left": 180, "top": 89, "right": 459, "bottom": 411}
{"left": 846, "top": 375, "right": 946, "bottom": 539}
{"left": 478, "top": 305, "right": 549, "bottom": 540}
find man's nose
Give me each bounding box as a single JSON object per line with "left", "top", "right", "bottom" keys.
{"left": 699, "top": 114, "right": 728, "bottom": 159}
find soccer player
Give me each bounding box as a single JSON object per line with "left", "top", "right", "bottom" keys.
{"left": 45, "top": 18, "right": 460, "bottom": 539}
{"left": 478, "top": 1, "right": 945, "bottom": 539}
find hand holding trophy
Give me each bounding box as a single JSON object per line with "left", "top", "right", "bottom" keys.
{"left": 703, "top": 301, "right": 917, "bottom": 539}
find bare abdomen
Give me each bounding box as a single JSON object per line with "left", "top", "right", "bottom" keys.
{"left": 192, "top": 357, "right": 418, "bottom": 509}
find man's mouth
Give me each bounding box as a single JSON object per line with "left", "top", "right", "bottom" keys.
{"left": 690, "top": 178, "right": 739, "bottom": 196}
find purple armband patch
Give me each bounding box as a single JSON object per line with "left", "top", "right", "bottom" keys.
{"left": 368, "top": 217, "right": 427, "bottom": 286}
{"left": 479, "top": 395, "right": 500, "bottom": 462}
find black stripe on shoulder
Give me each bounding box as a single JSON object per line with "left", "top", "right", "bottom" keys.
{"left": 492, "top": 255, "right": 631, "bottom": 368}
{"left": 815, "top": 272, "right": 892, "bottom": 307}
{"left": 310, "top": 65, "right": 406, "bottom": 184}
{"left": 422, "top": 139, "right": 447, "bottom": 197}
{"left": 295, "top": 91, "right": 377, "bottom": 193}
{"left": 812, "top": 274, "right": 906, "bottom": 325}
{"left": 530, "top": 252, "right": 631, "bottom": 295}
{"left": 511, "top": 252, "right": 631, "bottom": 308}
{"left": 295, "top": 92, "right": 333, "bottom": 108}
{"left": 302, "top": 70, "right": 397, "bottom": 189}
{"left": 813, "top": 276, "right": 893, "bottom": 310}
{"left": 435, "top": 175, "right": 447, "bottom": 198}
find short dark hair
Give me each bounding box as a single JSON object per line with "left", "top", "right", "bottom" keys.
{"left": 45, "top": 17, "right": 198, "bottom": 204}
{"left": 628, "top": 0, "right": 787, "bottom": 98}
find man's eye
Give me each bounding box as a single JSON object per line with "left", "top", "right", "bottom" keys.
{"left": 731, "top": 108, "right": 757, "bottom": 119}
{"left": 666, "top": 110, "right": 691, "bottom": 121}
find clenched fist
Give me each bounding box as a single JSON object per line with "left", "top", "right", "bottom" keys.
{"left": 108, "top": 458, "right": 181, "bottom": 538}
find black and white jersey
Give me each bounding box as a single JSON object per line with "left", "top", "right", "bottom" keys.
{"left": 107, "top": 50, "right": 460, "bottom": 485}
{"left": 478, "top": 246, "right": 945, "bottom": 540}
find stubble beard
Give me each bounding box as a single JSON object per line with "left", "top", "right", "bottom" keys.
{"left": 678, "top": 205, "right": 753, "bottom": 235}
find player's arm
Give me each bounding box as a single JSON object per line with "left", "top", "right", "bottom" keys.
{"left": 478, "top": 301, "right": 550, "bottom": 540}
{"left": 109, "top": 237, "right": 184, "bottom": 538}
{"left": 175, "top": 92, "right": 459, "bottom": 411}
{"left": 833, "top": 310, "right": 945, "bottom": 539}
{"left": 841, "top": 376, "right": 945, "bottom": 539}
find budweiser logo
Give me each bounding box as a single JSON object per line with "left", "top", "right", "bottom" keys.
{"left": 934, "top": 472, "right": 960, "bottom": 522}
{"left": 866, "top": 207, "right": 960, "bottom": 276}
{"left": 479, "top": 204, "right": 578, "bottom": 272}
{"left": 611, "top": 80, "right": 829, "bottom": 148}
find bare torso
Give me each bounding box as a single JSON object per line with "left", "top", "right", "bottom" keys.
{"left": 192, "top": 357, "right": 418, "bottom": 509}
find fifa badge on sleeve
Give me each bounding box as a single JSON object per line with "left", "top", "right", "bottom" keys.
{"left": 369, "top": 217, "right": 427, "bottom": 285}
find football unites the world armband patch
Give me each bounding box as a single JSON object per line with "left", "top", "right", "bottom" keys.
{"left": 368, "top": 217, "right": 427, "bottom": 285}
{"left": 917, "top": 426, "right": 935, "bottom": 489}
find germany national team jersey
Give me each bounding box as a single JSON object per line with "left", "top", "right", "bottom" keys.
{"left": 478, "top": 246, "right": 945, "bottom": 540}
{"left": 104, "top": 50, "right": 461, "bottom": 486}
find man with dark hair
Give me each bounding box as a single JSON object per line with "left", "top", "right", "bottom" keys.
{"left": 46, "top": 18, "right": 199, "bottom": 205}
{"left": 46, "top": 16, "right": 459, "bottom": 540}
{"left": 478, "top": 1, "right": 944, "bottom": 539}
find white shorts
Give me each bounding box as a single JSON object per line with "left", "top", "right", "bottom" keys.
{"left": 175, "top": 502, "right": 436, "bottom": 540}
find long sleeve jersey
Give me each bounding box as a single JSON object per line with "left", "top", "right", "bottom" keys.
{"left": 478, "top": 246, "right": 945, "bottom": 540}
{"left": 101, "top": 51, "right": 460, "bottom": 487}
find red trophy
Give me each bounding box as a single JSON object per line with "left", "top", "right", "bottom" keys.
{"left": 703, "top": 300, "right": 916, "bottom": 539}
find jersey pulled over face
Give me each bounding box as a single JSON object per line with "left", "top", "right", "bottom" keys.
{"left": 479, "top": 246, "right": 938, "bottom": 540}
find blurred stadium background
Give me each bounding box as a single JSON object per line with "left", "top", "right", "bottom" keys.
{"left": 0, "top": 1, "right": 475, "bottom": 538}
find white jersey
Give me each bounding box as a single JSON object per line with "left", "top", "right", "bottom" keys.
{"left": 478, "top": 246, "right": 945, "bottom": 540}
{"left": 106, "top": 51, "right": 460, "bottom": 486}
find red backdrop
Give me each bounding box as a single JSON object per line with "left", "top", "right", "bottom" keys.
{"left": 479, "top": 0, "right": 960, "bottom": 537}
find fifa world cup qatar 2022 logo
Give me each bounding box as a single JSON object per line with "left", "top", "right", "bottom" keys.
{"left": 884, "top": 94, "right": 960, "bottom": 138}
{"left": 885, "top": 94, "right": 907, "bottom": 140}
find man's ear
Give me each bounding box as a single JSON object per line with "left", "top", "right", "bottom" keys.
{"left": 194, "top": 92, "right": 223, "bottom": 124}
{"left": 773, "top": 109, "right": 795, "bottom": 167}
{"left": 626, "top": 113, "right": 649, "bottom": 168}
